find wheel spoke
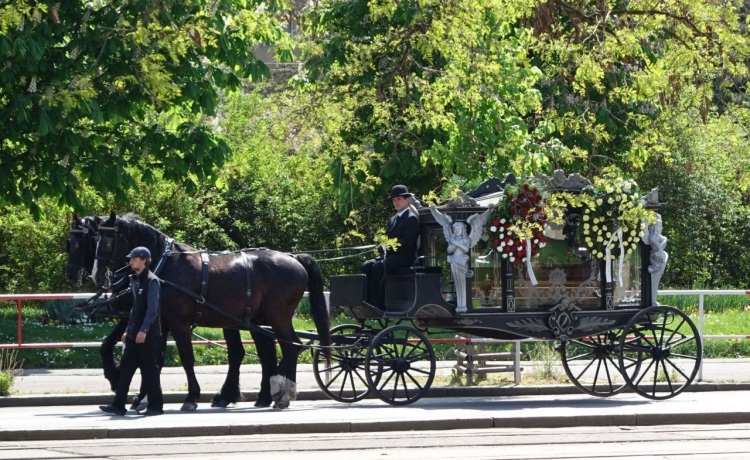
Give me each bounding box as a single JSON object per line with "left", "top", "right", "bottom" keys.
{"left": 561, "top": 331, "right": 627, "bottom": 397}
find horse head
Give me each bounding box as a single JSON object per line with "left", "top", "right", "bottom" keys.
{"left": 92, "top": 212, "right": 132, "bottom": 288}
{"left": 92, "top": 212, "right": 168, "bottom": 288}
{"left": 66, "top": 213, "right": 101, "bottom": 287}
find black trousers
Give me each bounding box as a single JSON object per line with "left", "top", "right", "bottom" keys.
{"left": 361, "top": 255, "right": 413, "bottom": 307}
{"left": 111, "top": 336, "right": 164, "bottom": 411}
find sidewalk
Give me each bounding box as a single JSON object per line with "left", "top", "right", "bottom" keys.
{"left": 4, "top": 359, "right": 750, "bottom": 405}
{"left": 1, "top": 360, "right": 749, "bottom": 442}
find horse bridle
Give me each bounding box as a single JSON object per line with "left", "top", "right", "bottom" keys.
{"left": 94, "top": 223, "right": 130, "bottom": 289}
{"left": 67, "top": 223, "right": 97, "bottom": 287}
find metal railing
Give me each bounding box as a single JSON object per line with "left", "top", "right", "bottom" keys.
{"left": 659, "top": 289, "right": 750, "bottom": 381}
{"left": 2, "top": 290, "right": 749, "bottom": 383}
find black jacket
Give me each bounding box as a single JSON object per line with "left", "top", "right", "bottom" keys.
{"left": 384, "top": 207, "right": 420, "bottom": 269}
{"left": 126, "top": 270, "right": 162, "bottom": 338}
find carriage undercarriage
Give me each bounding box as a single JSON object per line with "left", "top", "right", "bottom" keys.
{"left": 311, "top": 277, "right": 702, "bottom": 406}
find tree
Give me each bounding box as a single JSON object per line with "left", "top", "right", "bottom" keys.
{"left": 528, "top": 0, "right": 750, "bottom": 174}
{"left": 217, "top": 88, "right": 348, "bottom": 249}
{"left": 637, "top": 107, "right": 750, "bottom": 288}
{"left": 0, "top": 1, "right": 293, "bottom": 217}
{"left": 300, "top": 0, "right": 549, "bottom": 212}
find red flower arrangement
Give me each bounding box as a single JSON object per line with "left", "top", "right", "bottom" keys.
{"left": 488, "top": 182, "right": 548, "bottom": 264}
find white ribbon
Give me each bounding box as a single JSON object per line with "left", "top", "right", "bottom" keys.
{"left": 525, "top": 238, "right": 538, "bottom": 285}
{"left": 604, "top": 226, "right": 624, "bottom": 286}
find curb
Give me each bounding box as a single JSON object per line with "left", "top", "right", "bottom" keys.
{"left": 3, "top": 382, "right": 750, "bottom": 408}
{"left": 3, "top": 409, "right": 750, "bottom": 442}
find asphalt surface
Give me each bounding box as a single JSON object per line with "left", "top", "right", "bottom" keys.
{"left": 1, "top": 360, "right": 750, "bottom": 441}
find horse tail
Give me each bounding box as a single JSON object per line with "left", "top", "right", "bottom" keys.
{"left": 295, "top": 253, "right": 331, "bottom": 364}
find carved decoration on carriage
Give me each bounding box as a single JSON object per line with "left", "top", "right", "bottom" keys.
{"left": 506, "top": 317, "right": 549, "bottom": 334}
{"left": 515, "top": 264, "right": 600, "bottom": 309}
{"left": 576, "top": 316, "right": 618, "bottom": 332}
{"left": 443, "top": 190, "right": 480, "bottom": 208}
{"left": 506, "top": 295, "right": 516, "bottom": 312}
{"left": 533, "top": 169, "right": 592, "bottom": 192}
{"left": 547, "top": 297, "right": 581, "bottom": 339}
{"left": 465, "top": 173, "right": 517, "bottom": 198}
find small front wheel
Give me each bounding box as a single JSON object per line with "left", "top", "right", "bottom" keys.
{"left": 618, "top": 305, "right": 702, "bottom": 400}
{"left": 365, "top": 325, "right": 436, "bottom": 406}
{"left": 559, "top": 329, "right": 630, "bottom": 397}
{"left": 313, "top": 324, "right": 371, "bottom": 403}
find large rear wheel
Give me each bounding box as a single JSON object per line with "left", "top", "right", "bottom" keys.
{"left": 618, "top": 305, "right": 702, "bottom": 400}
{"left": 312, "top": 324, "right": 371, "bottom": 403}
{"left": 365, "top": 325, "right": 436, "bottom": 406}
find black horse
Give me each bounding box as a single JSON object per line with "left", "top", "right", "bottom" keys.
{"left": 66, "top": 214, "right": 152, "bottom": 407}
{"left": 66, "top": 214, "right": 251, "bottom": 410}
{"left": 91, "top": 212, "right": 331, "bottom": 409}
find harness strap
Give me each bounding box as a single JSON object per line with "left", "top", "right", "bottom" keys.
{"left": 200, "top": 250, "right": 210, "bottom": 299}
{"left": 244, "top": 252, "right": 252, "bottom": 320}
{"left": 152, "top": 238, "right": 173, "bottom": 276}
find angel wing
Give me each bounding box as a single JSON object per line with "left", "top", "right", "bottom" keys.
{"left": 429, "top": 205, "right": 453, "bottom": 242}
{"left": 467, "top": 205, "right": 493, "bottom": 248}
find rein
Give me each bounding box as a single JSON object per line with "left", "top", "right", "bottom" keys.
{"left": 288, "top": 244, "right": 376, "bottom": 263}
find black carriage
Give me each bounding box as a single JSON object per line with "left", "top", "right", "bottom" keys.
{"left": 316, "top": 171, "right": 701, "bottom": 406}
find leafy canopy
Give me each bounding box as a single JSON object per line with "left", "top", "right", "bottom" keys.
{"left": 301, "top": 0, "right": 550, "bottom": 211}
{"left": 0, "top": 0, "right": 293, "bottom": 217}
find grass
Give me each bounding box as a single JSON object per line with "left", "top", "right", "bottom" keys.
{"left": 2, "top": 295, "right": 750, "bottom": 371}
{"left": 0, "top": 349, "right": 23, "bottom": 395}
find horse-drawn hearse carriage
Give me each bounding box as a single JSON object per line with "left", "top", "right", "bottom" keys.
{"left": 66, "top": 170, "right": 700, "bottom": 410}
{"left": 319, "top": 170, "right": 700, "bottom": 406}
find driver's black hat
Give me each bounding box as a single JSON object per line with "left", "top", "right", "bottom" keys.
{"left": 388, "top": 185, "right": 413, "bottom": 199}
{"left": 126, "top": 246, "right": 151, "bottom": 259}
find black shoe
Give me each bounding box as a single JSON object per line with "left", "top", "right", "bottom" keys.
{"left": 99, "top": 404, "right": 126, "bottom": 416}
{"left": 130, "top": 396, "right": 147, "bottom": 412}
{"left": 139, "top": 408, "right": 163, "bottom": 416}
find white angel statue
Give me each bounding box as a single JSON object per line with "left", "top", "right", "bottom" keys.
{"left": 642, "top": 213, "right": 668, "bottom": 306}
{"left": 429, "top": 205, "right": 493, "bottom": 313}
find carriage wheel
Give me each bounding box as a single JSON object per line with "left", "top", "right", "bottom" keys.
{"left": 618, "top": 305, "right": 702, "bottom": 400}
{"left": 559, "top": 329, "right": 631, "bottom": 397}
{"left": 312, "top": 324, "right": 372, "bottom": 403}
{"left": 365, "top": 325, "right": 436, "bottom": 406}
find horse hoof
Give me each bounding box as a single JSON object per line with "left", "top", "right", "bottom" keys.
{"left": 180, "top": 402, "right": 198, "bottom": 411}
{"left": 273, "top": 400, "right": 289, "bottom": 410}
{"left": 211, "top": 396, "right": 234, "bottom": 408}
{"left": 254, "top": 397, "right": 272, "bottom": 408}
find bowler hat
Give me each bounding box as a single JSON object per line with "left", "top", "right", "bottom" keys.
{"left": 388, "top": 185, "right": 413, "bottom": 199}
{"left": 126, "top": 246, "right": 151, "bottom": 259}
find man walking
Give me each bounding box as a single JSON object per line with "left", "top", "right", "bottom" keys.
{"left": 99, "top": 246, "right": 164, "bottom": 416}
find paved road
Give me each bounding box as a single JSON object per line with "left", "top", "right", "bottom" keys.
{"left": 4, "top": 424, "right": 750, "bottom": 459}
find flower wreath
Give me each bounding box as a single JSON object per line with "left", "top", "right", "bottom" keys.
{"left": 488, "top": 182, "right": 548, "bottom": 283}
{"left": 581, "top": 175, "right": 650, "bottom": 283}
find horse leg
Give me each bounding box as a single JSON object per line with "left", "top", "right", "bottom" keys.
{"left": 100, "top": 319, "right": 127, "bottom": 392}
{"left": 251, "top": 330, "right": 277, "bottom": 407}
{"left": 270, "top": 330, "right": 302, "bottom": 410}
{"left": 211, "top": 328, "right": 245, "bottom": 407}
{"left": 170, "top": 323, "right": 201, "bottom": 411}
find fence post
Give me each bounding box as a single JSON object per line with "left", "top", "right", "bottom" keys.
{"left": 698, "top": 293, "right": 705, "bottom": 382}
